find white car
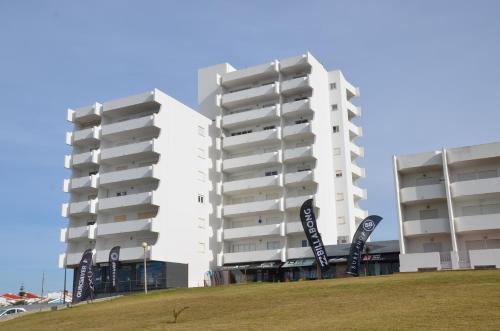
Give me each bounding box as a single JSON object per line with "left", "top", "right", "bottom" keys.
{"left": 0, "top": 307, "right": 26, "bottom": 318}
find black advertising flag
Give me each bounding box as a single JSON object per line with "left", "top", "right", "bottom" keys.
{"left": 108, "top": 246, "right": 120, "bottom": 293}
{"left": 72, "top": 249, "right": 95, "bottom": 304}
{"left": 299, "top": 199, "right": 330, "bottom": 272}
{"left": 346, "top": 215, "right": 383, "bottom": 277}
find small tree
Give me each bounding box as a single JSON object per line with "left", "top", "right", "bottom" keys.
{"left": 363, "top": 245, "right": 371, "bottom": 276}
{"left": 171, "top": 306, "right": 189, "bottom": 323}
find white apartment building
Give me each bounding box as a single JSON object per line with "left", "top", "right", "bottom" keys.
{"left": 59, "top": 89, "right": 213, "bottom": 288}
{"left": 198, "top": 52, "right": 367, "bottom": 268}
{"left": 394, "top": 141, "right": 500, "bottom": 272}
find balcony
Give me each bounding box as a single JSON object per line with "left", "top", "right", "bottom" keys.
{"left": 224, "top": 224, "right": 281, "bottom": 241}
{"left": 61, "top": 200, "right": 97, "bottom": 217}
{"left": 97, "top": 218, "right": 158, "bottom": 237}
{"left": 99, "top": 192, "right": 157, "bottom": 212}
{"left": 350, "top": 143, "right": 364, "bottom": 160}
{"left": 61, "top": 251, "right": 95, "bottom": 267}
{"left": 284, "top": 171, "right": 315, "bottom": 186}
{"left": 60, "top": 224, "right": 97, "bottom": 242}
{"left": 96, "top": 245, "right": 152, "bottom": 263}
{"left": 286, "top": 195, "right": 314, "bottom": 210}
{"left": 455, "top": 213, "right": 500, "bottom": 233}
{"left": 399, "top": 252, "right": 441, "bottom": 272}
{"left": 223, "top": 175, "right": 282, "bottom": 195}
{"left": 65, "top": 150, "right": 99, "bottom": 169}
{"left": 283, "top": 146, "right": 315, "bottom": 163}
{"left": 286, "top": 221, "right": 304, "bottom": 234}
{"left": 282, "top": 99, "right": 313, "bottom": 118}
{"left": 66, "top": 126, "right": 100, "bottom": 146}
{"left": 279, "top": 54, "right": 311, "bottom": 73}
{"left": 396, "top": 151, "right": 443, "bottom": 174}
{"left": 223, "top": 105, "right": 279, "bottom": 129}
{"left": 346, "top": 101, "right": 361, "bottom": 119}
{"left": 354, "top": 208, "right": 368, "bottom": 221}
{"left": 283, "top": 122, "right": 313, "bottom": 140}
{"left": 100, "top": 165, "right": 157, "bottom": 188}
{"left": 447, "top": 142, "right": 500, "bottom": 165}
{"left": 223, "top": 128, "right": 280, "bottom": 151}
{"left": 67, "top": 102, "right": 102, "bottom": 124}
{"left": 403, "top": 218, "right": 450, "bottom": 237}
{"left": 352, "top": 186, "right": 367, "bottom": 200}
{"left": 223, "top": 151, "right": 281, "bottom": 173}
{"left": 351, "top": 164, "right": 366, "bottom": 180}
{"left": 400, "top": 183, "right": 446, "bottom": 205}
{"left": 221, "top": 83, "right": 279, "bottom": 109}
{"left": 469, "top": 249, "right": 500, "bottom": 269}
{"left": 348, "top": 122, "right": 363, "bottom": 139}
{"left": 100, "top": 140, "right": 158, "bottom": 164}
{"left": 102, "top": 90, "right": 159, "bottom": 117}
{"left": 101, "top": 114, "right": 159, "bottom": 141}
{"left": 451, "top": 177, "right": 500, "bottom": 199}
{"left": 280, "top": 76, "right": 312, "bottom": 96}
{"left": 287, "top": 247, "right": 313, "bottom": 259}
{"left": 63, "top": 175, "right": 98, "bottom": 193}
{"left": 224, "top": 249, "right": 282, "bottom": 264}
{"left": 221, "top": 62, "right": 279, "bottom": 89}
{"left": 223, "top": 199, "right": 283, "bottom": 217}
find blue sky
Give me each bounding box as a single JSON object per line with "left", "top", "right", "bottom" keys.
{"left": 0, "top": 0, "right": 499, "bottom": 294}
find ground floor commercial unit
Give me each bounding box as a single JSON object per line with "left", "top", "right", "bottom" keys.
{"left": 393, "top": 141, "right": 500, "bottom": 272}
{"left": 218, "top": 240, "right": 399, "bottom": 284}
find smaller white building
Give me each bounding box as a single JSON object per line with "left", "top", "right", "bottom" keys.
{"left": 393, "top": 141, "right": 500, "bottom": 272}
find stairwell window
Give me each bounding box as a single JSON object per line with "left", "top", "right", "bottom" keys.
{"left": 265, "top": 170, "right": 278, "bottom": 176}
{"left": 332, "top": 126, "right": 340, "bottom": 133}
{"left": 331, "top": 104, "right": 338, "bottom": 111}
{"left": 330, "top": 83, "right": 337, "bottom": 90}
{"left": 336, "top": 193, "right": 344, "bottom": 201}
{"left": 336, "top": 170, "right": 343, "bottom": 178}
{"left": 301, "top": 240, "right": 309, "bottom": 247}
{"left": 197, "top": 194, "right": 205, "bottom": 204}
{"left": 198, "top": 126, "right": 206, "bottom": 137}
{"left": 334, "top": 148, "right": 341, "bottom": 156}
{"left": 337, "top": 216, "right": 345, "bottom": 224}
{"left": 338, "top": 236, "right": 348, "bottom": 244}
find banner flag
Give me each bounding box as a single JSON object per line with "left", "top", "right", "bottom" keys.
{"left": 108, "top": 246, "right": 120, "bottom": 293}
{"left": 346, "top": 215, "right": 383, "bottom": 277}
{"left": 299, "top": 199, "right": 330, "bottom": 272}
{"left": 72, "top": 249, "right": 95, "bottom": 304}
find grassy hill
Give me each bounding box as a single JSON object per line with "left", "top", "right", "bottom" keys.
{"left": 2, "top": 270, "right": 500, "bottom": 330}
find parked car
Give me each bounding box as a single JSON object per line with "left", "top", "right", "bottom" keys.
{"left": 0, "top": 307, "right": 26, "bottom": 318}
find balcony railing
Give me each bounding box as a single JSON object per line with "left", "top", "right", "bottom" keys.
{"left": 283, "top": 122, "right": 313, "bottom": 140}
{"left": 99, "top": 165, "right": 157, "bottom": 187}
{"left": 280, "top": 76, "right": 312, "bottom": 96}
{"left": 451, "top": 176, "right": 500, "bottom": 199}
{"left": 287, "top": 247, "right": 313, "bottom": 259}
{"left": 223, "top": 175, "right": 282, "bottom": 195}
{"left": 60, "top": 224, "right": 97, "bottom": 242}
{"left": 283, "top": 146, "right": 315, "bottom": 163}
{"left": 286, "top": 195, "right": 314, "bottom": 210}
{"left": 223, "top": 151, "right": 281, "bottom": 173}
{"left": 97, "top": 218, "right": 158, "bottom": 237}
{"left": 67, "top": 126, "right": 101, "bottom": 146}
{"left": 279, "top": 54, "right": 311, "bottom": 73}
{"left": 221, "top": 62, "right": 279, "bottom": 89}
{"left": 396, "top": 151, "right": 443, "bottom": 173}
{"left": 99, "top": 192, "right": 156, "bottom": 211}
{"left": 348, "top": 122, "right": 363, "bottom": 139}
{"left": 223, "top": 128, "right": 281, "bottom": 151}
{"left": 65, "top": 150, "right": 99, "bottom": 169}
{"left": 221, "top": 83, "right": 279, "bottom": 109}
{"left": 222, "top": 105, "right": 279, "bottom": 129}
{"left": 101, "top": 114, "right": 158, "bottom": 139}
{"left": 63, "top": 174, "right": 98, "bottom": 193}
{"left": 403, "top": 218, "right": 450, "bottom": 237}
{"left": 455, "top": 213, "right": 500, "bottom": 233}
{"left": 223, "top": 224, "right": 281, "bottom": 241}
{"left": 67, "top": 102, "right": 102, "bottom": 123}
{"left": 282, "top": 99, "right": 313, "bottom": 117}
{"left": 100, "top": 140, "right": 157, "bottom": 164}
{"left": 284, "top": 171, "right": 315, "bottom": 186}
{"left": 352, "top": 186, "right": 367, "bottom": 200}
{"left": 223, "top": 249, "right": 282, "bottom": 264}
{"left": 286, "top": 221, "right": 304, "bottom": 234}
{"left": 400, "top": 183, "right": 446, "bottom": 204}
{"left": 346, "top": 101, "right": 361, "bottom": 119}
{"left": 351, "top": 164, "right": 366, "bottom": 179}
{"left": 96, "top": 245, "right": 152, "bottom": 263}
{"left": 62, "top": 199, "right": 97, "bottom": 217}
{"left": 223, "top": 199, "right": 283, "bottom": 217}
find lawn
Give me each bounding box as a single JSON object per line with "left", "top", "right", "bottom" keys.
{"left": 2, "top": 270, "right": 500, "bottom": 330}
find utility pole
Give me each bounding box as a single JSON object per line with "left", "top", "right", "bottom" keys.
{"left": 41, "top": 271, "right": 45, "bottom": 299}
{"left": 63, "top": 268, "right": 67, "bottom": 304}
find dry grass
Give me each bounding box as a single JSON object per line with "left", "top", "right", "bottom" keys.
{"left": 2, "top": 270, "right": 500, "bottom": 330}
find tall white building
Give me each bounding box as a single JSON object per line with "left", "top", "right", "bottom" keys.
{"left": 59, "top": 89, "right": 213, "bottom": 288}
{"left": 198, "top": 52, "right": 367, "bottom": 268}
{"left": 393, "top": 141, "right": 500, "bottom": 272}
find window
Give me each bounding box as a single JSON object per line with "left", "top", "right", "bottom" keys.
{"left": 267, "top": 241, "right": 281, "bottom": 250}
{"left": 198, "top": 242, "right": 206, "bottom": 253}
{"left": 295, "top": 119, "right": 308, "bottom": 124}
{"left": 198, "top": 171, "right": 206, "bottom": 182}
{"left": 338, "top": 236, "right": 348, "bottom": 244}
{"left": 263, "top": 125, "right": 276, "bottom": 130}
{"left": 332, "top": 126, "right": 340, "bottom": 133}
{"left": 330, "top": 83, "right": 337, "bottom": 90}
{"left": 423, "top": 242, "right": 442, "bottom": 253}
{"left": 294, "top": 96, "right": 308, "bottom": 101}
{"left": 265, "top": 170, "right": 278, "bottom": 176}
{"left": 336, "top": 193, "right": 344, "bottom": 201}
{"left": 198, "top": 218, "right": 205, "bottom": 229}
{"left": 336, "top": 170, "right": 343, "bottom": 178}
{"left": 198, "top": 126, "right": 206, "bottom": 137}
{"left": 114, "top": 215, "right": 127, "bottom": 222}
{"left": 297, "top": 166, "right": 311, "bottom": 172}
{"left": 116, "top": 191, "right": 127, "bottom": 197}
{"left": 89, "top": 170, "right": 98, "bottom": 176}
{"left": 301, "top": 240, "right": 309, "bottom": 247}
{"left": 197, "top": 194, "right": 204, "bottom": 204}
{"left": 231, "top": 129, "right": 252, "bottom": 136}
{"left": 331, "top": 104, "right": 338, "bottom": 111}
{"left": 334, "top": 148, "right": 341, "bottom": 156}
{"left": 420, "top": 209, "right": 439, "bottom": 220}
{"left": 337, "top": 216, "right": 345, "bottom": 224}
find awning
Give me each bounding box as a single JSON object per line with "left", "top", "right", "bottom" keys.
{"left": 281, "top": 259, "right": 316, "bottom": 268}
{"left": 246, "top": 261, "right": 281, "bottom": 270}
{"left": 220, "top": 265, "right": 250, "bottom": 271}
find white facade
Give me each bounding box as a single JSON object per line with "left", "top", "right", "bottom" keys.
{"left": 394, "top": 141, "right": 500, "bottom": 272}
{"left": 198, "top": 52, "right": 367, "bottom": 267}
{"left": 59, "top": 89, "right": 213, "bottom": 287}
